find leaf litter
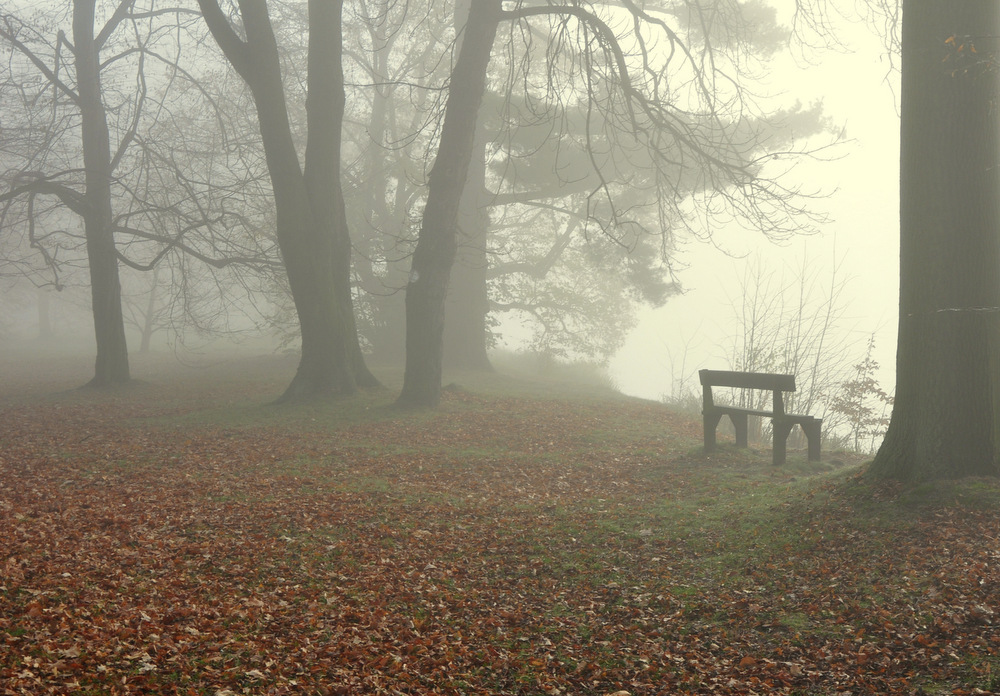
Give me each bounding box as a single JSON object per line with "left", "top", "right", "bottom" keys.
{"left": 1, "top": 368, "right": 999, "bottom": 695}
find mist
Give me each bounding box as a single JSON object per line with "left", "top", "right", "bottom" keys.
{"left": 2, "top": 0, "right": 895, "bottom": 436}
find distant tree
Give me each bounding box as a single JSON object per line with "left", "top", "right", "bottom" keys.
{"left": 0, "top": 1, "right": 270, "bottom": 385}
{"left": 478, "top": 101, "right": 823, "bottom": 366}
{"left": 443, "top": 78, "right": 493, "bottom": 372}
{"left": 488, "top": 204, "right": 674, "bottom": 363}
{"left": 870, "top": 1, "right": 1000, "bottom": 480}
{"left": 341, "top": 0, "right": 451, "bottom": 367}
{"left": 441, "top": 2, "right": 826, "bottom": 372}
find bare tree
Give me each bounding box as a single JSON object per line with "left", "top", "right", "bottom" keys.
{"left": 397, "top": 0, "right": 502, "bottom": 407}
{"left": 0, "top": 0, "right": 271, "bottom": 385}
{"left": 724, "top": 252, "right": 856, "bottom": 445}
{"left": 397, "top": 0, "right": 828, "bottom": 407}
{"left": 341, "top": 0, "right": 453, "bottom": 367}
{"left": 196, "top": 0, "right": 378, "bottom": 401}
{"left": 0, "top": 1, "right": 139, "bottom": 385}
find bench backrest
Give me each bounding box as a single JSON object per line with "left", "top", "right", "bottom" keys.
{"left": 698, "top": 369, "right": 796, "bottom": 392}
{"left": 699, "top": 369, "right": 796, "bottom": 416}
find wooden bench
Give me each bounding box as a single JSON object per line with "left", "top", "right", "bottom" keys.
{"left": 699, "top": 369, "right": 821, "bottom": 466}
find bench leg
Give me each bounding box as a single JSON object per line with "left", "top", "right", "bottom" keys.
{"left": 802, "top": 419, "right": 822, "bottom": 461}
{"left": 731, "top": 412, "right": 749, "bottom": 448}
{"left": 703, "top": 412, "right": 724, "bottom": 452}
{"left": 772, "top": 421, "right": 792, "bottom": 466}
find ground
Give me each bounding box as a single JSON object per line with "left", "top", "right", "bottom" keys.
{"left": 1, "top": 348, "right": 999, "bottom": 695}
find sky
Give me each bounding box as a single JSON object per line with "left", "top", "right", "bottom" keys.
{"left": 610, "top": 8, "right": 901, "bottom": 402}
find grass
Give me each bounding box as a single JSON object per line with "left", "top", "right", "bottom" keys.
{"left": 2, "top": 350, "right": 999, "bottom": 695}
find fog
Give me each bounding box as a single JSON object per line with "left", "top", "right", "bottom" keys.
{"left": 616, "top": 12, "right": 900, "bottom": 404}
{"left": 1, "top": 1, "right": 902, "bottom": 428}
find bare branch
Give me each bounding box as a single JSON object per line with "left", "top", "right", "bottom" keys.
{"left": 114, "top": 222, "right": 280, "bottom": 272}
{"left": 195, "top": 0, "right": 254, "bottom": 78}
{"left": 0, "top": 16, "right": 80, "bottom": 105}
{"left": 94, "top": 0, "right": 135, "bottom": 51}
{"left": 1, "top": 172, "right": 89, "bottom": 216}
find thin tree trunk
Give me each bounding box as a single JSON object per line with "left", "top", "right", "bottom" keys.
{"left": 75, "top": 0, "right": 130, "bottom": 388}
{"left": 397, "top": 0, "right": 501, "bottom": 407}
{"left": 871, "top": 0, "right": 1000, "bottom": 480}
{"left": 139, "top": 266, "right": 160, "bottom": 354}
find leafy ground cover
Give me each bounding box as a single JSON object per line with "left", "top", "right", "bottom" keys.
{"left": 2, "top": 351, "right": 999, "bottom": 695}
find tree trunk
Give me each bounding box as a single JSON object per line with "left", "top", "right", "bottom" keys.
{"left": 139, "top": 266, "right": 160, "bottom": 354}
{"left": 307, "top": 0, "right": 379, "bottom": 390}
{"left": 397, "top": 0, "right": 501, "bottom": 408}
{"left": 444, "top": 235, "right": 493, "bottom": 371}
{"left": 198, "top": 0, "right": 375, "bottom": 401}
{"left": 356, "top": 26, "right": 409, "bottom": 368}
{"left": 443, "top": 0, "right": 494, "bottom": 373}
{"left": 251, "top": 19, "right": 354, "bottom": 400}
{"left": 871, "top": 0, "right": 1000, "bottom": 480}
{"left": 75, "top": 0, "right": 130, "bottom": 388}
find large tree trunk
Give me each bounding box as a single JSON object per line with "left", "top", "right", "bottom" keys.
{"left": 308, "top": 0, "right": 379, "bottom": 390}
{"left": 247, "top": 6, "right": 354, "bottom": 401}
{"left": 871, "top": 0, "right": 1000, "bottom": 480}
{"left": 75, "top": 0, "right": 130, "bottom": 388}
{"left": 397, "top": 0, "right": 501, "bottom": 408}
{"left": 198, "top": 0, "right": 375, "bottom": 401}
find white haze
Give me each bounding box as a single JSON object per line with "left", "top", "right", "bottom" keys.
{"left": 0, "top": 2, "right": 901, "bottom": 409}
{"left": 610, "top": 11, "right": 900, "bottom": 403}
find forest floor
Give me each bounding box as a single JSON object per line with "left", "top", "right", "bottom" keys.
{"left": 2, "top": 348, "right": 1000, "bottom": 695}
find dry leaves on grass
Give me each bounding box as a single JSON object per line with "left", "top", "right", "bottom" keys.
{"left": 1, "top": 378, "right": 999, "bottom": 695}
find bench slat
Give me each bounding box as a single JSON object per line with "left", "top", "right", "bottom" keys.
{"left": 699, "top": 369, "right": 796, "bottom": 392}
{"left": 709, "top": 406, "right": 816, "bottom": 422}
{"left": 709, "top": 406, "right": 774, "bottom": 419}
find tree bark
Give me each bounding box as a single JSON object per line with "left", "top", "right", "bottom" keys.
{"left": 397, "top": 0, "right": 501, "bottom": 407}
{"left": 306, "top": 0, "right": 379, "bottom": 391}
{"left": 75, "top": 0, "right": 130, "bottom": 388}
{"left": 871, "top": 0, "right": 1000, "bottom": 480}
{"left": 198, "top": 0, "right": 375, "bottom": 401}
